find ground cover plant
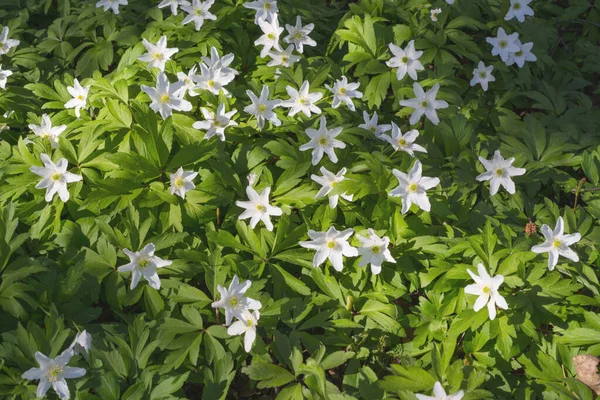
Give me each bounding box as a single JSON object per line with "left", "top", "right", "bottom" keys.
{"left": 0, "top": 0, "right": 600, "bottom": 398}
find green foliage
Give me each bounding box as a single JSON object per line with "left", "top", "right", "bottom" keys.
{"left": 0, "top": 0, "right": 600, "bottom": 399}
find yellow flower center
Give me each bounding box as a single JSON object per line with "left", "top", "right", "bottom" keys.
{"left": 401, "top": 56, "right": 408, "bottom": 63}
{"left": 499, "top": 40, "right": 507, "bottom": 49}
{"left": 513, "top": 2, "right": 521, "bottom": 9}
{"left": 319, "top": 137, "right": 328, "bottom": 145}
{"left": 515, "top": 50, "right": 523, "bottom": 56}
{"left": 139, "top": 258, "right": 150, "bottom": 269}
{"left": 299, "top": 98, "right": 307, "bottom": 105}
{"left": 267, "top": 33, "right": 275, "bottom": 39}
{"left": 259, "top": 104, "right": 267, "bottom": 112}
{"left": 482, "top": 286, "right": 490, "bottom": 294}
{"left": 264, "top": 3, "right": 271, "bottom": 9}
{"left": 208, "top": 80, "right": 215, "bottom": 87}
{"left": 282, "top": 56, "right": 288, "bottom": 62}
{"left": 295, "top": 32, "right": 302, "bottom": 39}
{"left": 553, "top": 239, "right": 562, "bottom": 248}
{"left": 372, "top": 245, "right": 381, "bottom": 254}
{"left": 195, "top": 9, "right": 204, "bottom": 15}
{"left": 420, "top": 100, "right": 428, "bottom": 108}
{"left": 77, "top": 95, "right": 84, "bottom": 100}
{"left": 256, "top": 204, "right": 265, "bottom": 212}
{"left": 331, "top": 181, "right": 338, "bottom": 188}
{"left": 409, "top": 183, "right": 418, "bottom": 192}
{"left": 495, "top": 168, "right": 503, "bottom": 176}
{"left": 247, "top": 319, "right": 254, "bottom": 327}
{"left": 160, "top": 94, "right": 170, "bottom": 103}
{"left": 399, "top": 139, "right": 407, "bottom": 146}
{"left": 51, "top": 173, "right": 61, "bottom": 181}
{"left": 479, "top": 71, "right": 487, "bottom": 78}
{"left": 327, "top": 241, "right": 336, "bottom": 249}
{"left": 45, "top": 365, "right": 64, "bottom": 383}
{"left": 339, "top": 88, "right": 347, "bottom": 95}
{"left": 229, "top": 296, "right": 238, "bottom": 307}
{"left": 175, "top": 178, "right": 184, "bottom": 187}
{"left": 153, "top": 52, "right": 164, "bottom": 61}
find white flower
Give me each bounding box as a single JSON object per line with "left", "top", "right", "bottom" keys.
{"left": 193, "top": 103, "right": 237, "bottom": 141}
{"left": 182, "top": 0, "right": 216, "bottom": 31}
{"left": 505, "top": 0, "right": 534, "bottom": 22}
{"left": 201, "top": 47, "right": 238, "bottom": 83}
{"left": 381, "top": 122, "right": 426, "bottom": 157}
{"left": 227, "top": 310, "right": 260, "bottom": 353}
{"left": 470, "top": 61, "right": 495, "bottom": 91}
{"left": 464, "top": 263, "right": 508, "bottom": 321}
{"left": 191, "top": 63, "right": 230, "bottom": 96}
{"left": 281, "top": 80, "right": 322, "bottom": 117}
{"left": 505, "top": 39, "right": 536, "bottom": 68}
{"left": 0, "top": 26, "right": 20, "bottom": 55}
{"left": 446, "top": 0, "right": 454, "bottom": 4}
{"left": 189, "top": 49, "right": 237, "bottom": 96}
{"left": 117, "top": 243, "right": 172, "bottom": 290}
{"left": 138, "top": 36, "right": 179, "bottom": 71}
{"left": 169, "top": 167, "right": 198, "bottom": 199}
{"left": 175, "top": 65, "right": 198, "bottom": 97}
{"left": 389, "top": 160, "right": 440, "bottom": 214}
{"left": 299, "top": 227, "right": 358, "bottom": 272}
{"left": 430, "top": 8, "right": 442, "bottom": 21}
{"left": 299, "top": 116, "right": 345, "bottom": 165}
{"left": 268, "top": 44, "right": 301, "bottom": 68}
{"left": 158, "top": 0, "right": 190, "bottom": 15}
{"left": 486, "top": 28, "right": 520, "bottom": 63}
{"left": 30, "top": 154, "right": 82, "bottom": 203}
{"left": 358, "top": 111, "right": 391, "bottom": 138}
{"left": 243, "top": 85, "right": 282, "bottom": 130}
{"left": 236, "top": 186, "right": 282, "bottom": 231}
{"left": 211, "top": 275, "right": 262, "bottom": 326}
{"left": 311, "top": 166, "right": 353, "bottom": 209}
{"left": 29, "top": 114, "right": 67, "bottom": 149}
{"left": 325, "top": 76, "right": 363, "bottom": 111}
{"left": 284, "top": 16, "right": 316, "bottom": 53}
{"left": 0, "top": 64, "right": 13, "bottom": 90}
{"left": 96, "top": 0, "right": 128, "bottom": 14}
{"left": 416, "top": 381, "right": 464, "bottom": 400}
{"left": 68, "top": 330, "right": 92, "bottom": 360}
{"left": 247, "top": 172, "right": 258, "bottom": 186}
{"left": 255, "top": 14, "right": 284, "bottom": 58}
{"left": 476, "top": 150, "right": 526, "bottom": 196}
{"left": 22, "top": 350, "right": 86, "bottom": 400}
{"left": 140, "top": 72, "right": 192, "bottom": 120}
{"left": 243, "top": 0, "right": 278, "bottom": 24}
{"left": 400, "top": 82, "right": 448, "bottom": 126}
{"left": 386, "top": 40, "right": 424, "bottom": 81}
{"left": 356, "top": 229, "right": 395, "bottom": 275}
{"left": 64, "top": 79, "right": 90, "bottom": 118}
{"left": 531, "top": 217, "right": 581, "bottom": 271}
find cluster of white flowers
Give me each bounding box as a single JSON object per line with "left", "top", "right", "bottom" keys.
{"left": 211, "top": 276, "right": 263, "bottom": 352}
{"left": 22, "top": 331, "right": 91, "bottom": 400}
{"left": 299, "top": 226, "right": 396, "bottom": 275}
{"left": 486, "top": 27, "right": 536, "bottom": 68}
{"left": 13, "top": 2, "right": 586, "bottom": 396}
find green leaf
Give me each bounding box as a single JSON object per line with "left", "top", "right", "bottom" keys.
{"left": 150, "top": 372, "right": 190, "bottom": 399}
{"left": 242, "top": 363, "right": 295, "bottom": 389}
